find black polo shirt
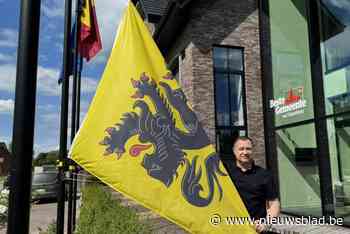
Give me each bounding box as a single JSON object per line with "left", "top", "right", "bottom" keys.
{"left": 226, "top": 162, "right": 278, "bottom": 219}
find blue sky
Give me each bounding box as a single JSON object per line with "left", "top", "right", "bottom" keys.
{"left": 0, "top": 0, "right": 127, "bottom": 154}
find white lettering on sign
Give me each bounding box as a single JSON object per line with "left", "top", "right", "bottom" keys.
{"left": 270, "top": 87, "right": 307, "bottom": 118}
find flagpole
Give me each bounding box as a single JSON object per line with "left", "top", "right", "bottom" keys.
{"left": 67, "top": 0, "right": 82, "bottom": 232}
{"left": 72, "top": 55, "right": 83, "bottom": 231}
{"left": 6, "top": 0, "right": 41, "bottom": 233}
{"left": 57, "top": 0, "right": 72, "bottom": 233}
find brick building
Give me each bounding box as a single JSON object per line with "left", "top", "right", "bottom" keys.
{"left": 133, "top": 0, "right": 266, "bottom": 167}
{"left": 133, "top": 0, "right": 350, "bottom": 232}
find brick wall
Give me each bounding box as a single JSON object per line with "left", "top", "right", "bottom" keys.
{"left": 165, "top": 0, "right": 266, "bottom": 167}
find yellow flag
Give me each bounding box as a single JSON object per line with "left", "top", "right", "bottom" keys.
{"left": 70, "top": 2, "right": 256, "bottom": 233}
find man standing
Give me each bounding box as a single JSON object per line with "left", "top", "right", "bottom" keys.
{"left": 226, "top": 136, "right": 280, "bottom": 233}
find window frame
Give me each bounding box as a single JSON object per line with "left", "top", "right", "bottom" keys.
{"left": 212, "top": 45, "right": 248, "bottom": 159}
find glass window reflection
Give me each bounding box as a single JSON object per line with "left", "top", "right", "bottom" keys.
{"left": 320, "top": 0, "right": 350, "bottom": 115}
{"left": 230, "top": 74, "right": 244, "bottom": 126}
{"left": 276, "top": 124, "right": 322, "bottom": 216}
{"left": 215, "top": 73, "right": 230, "bottom": 126}
{"left": 229, "top": 49, "right": 243, "bottom": 71}
{"left": 327, "top": 114, "right": 350, "bottom": 223}
{"left": 213, "top": 47, "right": 227, "bottom": 71}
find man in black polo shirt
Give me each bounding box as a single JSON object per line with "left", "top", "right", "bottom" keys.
{"left": 226, "top": 136, "right": 280, "bottom": 233}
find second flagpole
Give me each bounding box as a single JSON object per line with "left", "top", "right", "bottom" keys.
{"left": 56, "top": 0, "right": 72, "bottom": 233}
{"left": 67, "top": 0, "right": 82, "bottom": 232}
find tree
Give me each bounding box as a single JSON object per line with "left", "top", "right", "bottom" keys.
{"left": 32, "top": 150, "right": 59, "bottom": 167}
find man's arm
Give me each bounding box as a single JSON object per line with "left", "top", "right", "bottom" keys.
{"left": 254, "top": 199, "right": 280, "bottom": 233}
{"left": 255, "top": 199, "right": 280, "bottom": 233}
{"left": 267, "top": 198, "right": 280, "bottom": 217}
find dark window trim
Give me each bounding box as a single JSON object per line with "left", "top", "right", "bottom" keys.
{"left": 324, "top": 61, "right": 350, "bottom": 75}
{"left": 259, "top": 0, "right": 280, "bottom": 197}
{"left": 307, "top": 0, "right": 334, "bottom": 217}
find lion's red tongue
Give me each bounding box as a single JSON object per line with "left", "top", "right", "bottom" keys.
{"left": 129, "top": 144, "right": 152, "bottom": 157}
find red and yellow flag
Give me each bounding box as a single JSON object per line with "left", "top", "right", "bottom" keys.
{"left": 79, "top": 0, "right": 102, "bottom": 61}
{"left": 70, "top": 2, "right": 255, "bottom": 233}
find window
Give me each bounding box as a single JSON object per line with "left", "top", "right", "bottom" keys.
{"left": 319, "top": 1, "right": 350, "bottom": 223}
{"left": 213, "top": 46, "right": 246, "bottom": 159}
{"left": 319, "top": 0, "right": 350, "bottom": 115}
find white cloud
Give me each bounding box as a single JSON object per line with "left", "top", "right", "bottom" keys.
{"left": 92, "top": 0, "right": 128, "bottom": 65}
{"left": 0, "top": 28, "right": 18, "bottom": 48}
{"left": 37, "top": 104, "right": 56, "bottom": 112}
{"left": 36, "top": 66, "right": 61, "bottom": 95}
{"left": 81, "top": 76, "right": 98, "bottom": 93}
{"left": 0, "top": 63, "right": 98, "bottom": 96}
{"left": 41, "top": 112, "right": 59, "bottom": 124}
{"left": 0, "top": 52, "right": 15, "bottom": 63}
{"left": 42, "top": 0, "right": 64, "bottom": 18}
{"left": 0, "top": 64, "right": 60, "bottom": 95}
{"left": 0, "top": 64, "right": 16, "bottom": 93}
{"left": 0, "top": 99, "right": 14, "bottom": 115}
{"left": 37, "top": 98, "right": 92, "bottom": 144}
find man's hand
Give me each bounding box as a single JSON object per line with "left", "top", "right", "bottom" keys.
{"left": 254, "top": 220, "right": 267, "bottom": 233}
{"left": 267, "top": 199, "right": 280, "bottom": 217}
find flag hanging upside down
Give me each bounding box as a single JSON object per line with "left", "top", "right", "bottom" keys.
{"left": 70, "top": 2, "right": 256, "bottom": 234}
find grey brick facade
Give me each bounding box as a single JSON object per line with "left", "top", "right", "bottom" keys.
{"left": 164, "top": 0, "right": 266, "bottom": 167}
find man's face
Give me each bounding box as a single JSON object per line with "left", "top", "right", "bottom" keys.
{"left": 233, "top": 139, "right": 253, "bottom": 164}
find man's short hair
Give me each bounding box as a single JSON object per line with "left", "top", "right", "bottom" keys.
{"left": 233, "top": 136, "right": 253, "bottom": 148}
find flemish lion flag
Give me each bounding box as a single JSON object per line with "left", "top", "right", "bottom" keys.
{"left": 70, "top": 2, "right": 255, "bottom": 233}
{"left": 79, "top": 0, "right": 102, "bottom": 61}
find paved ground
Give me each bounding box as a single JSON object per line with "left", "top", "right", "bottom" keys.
{"left": 0, "top": 200, "right": 80, "bottom": 234}
{"left": 30, "top": 201, "right": 60, "bottom": 234}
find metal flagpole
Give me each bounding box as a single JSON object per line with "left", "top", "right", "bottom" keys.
{"left": 57, "top": 0, "right": 72, "bottom": 233}
{"left": 72, "top": 55, "right": 83, "bottom": 231}
{"left": 7, "top": 0, "right": 41, "bottom": 233}
{"left": 67, "top": 0, "right": 82, "bottom": 232}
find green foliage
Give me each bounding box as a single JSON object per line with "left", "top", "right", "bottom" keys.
{"left": 33, "top": 150, "right": 59, "bottom": 167}
{"left": 0, "top": 188, "right": 9, "bottom": 225}
{"left": 75, "top": 184, "right": 151, "bottom": 234}
{"left": 38, "top": 220, "right": 56, "bottom": 234}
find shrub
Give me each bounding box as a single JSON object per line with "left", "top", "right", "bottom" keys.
{"left": 75, "top": 184, "right": 151, "bottom": 234}
{"left": 0, "top": 188, "right": 9, "bottom": 225}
